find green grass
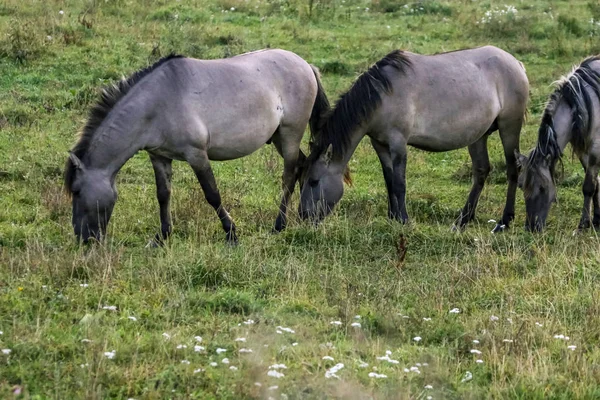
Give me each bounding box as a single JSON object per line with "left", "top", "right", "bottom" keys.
{"left": 3, "top": 0, "right": 600, "bottom": 398}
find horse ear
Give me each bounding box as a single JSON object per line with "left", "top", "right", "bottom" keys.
{"left": 69, "top": 152, "right": 84, "bottom": 170}
{"left": 514, "top": 150, "right": 527, "bottom": 168}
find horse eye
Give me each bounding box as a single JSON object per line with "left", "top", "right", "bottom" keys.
{"left": 309, "top": 178, "right": 319, "bottom": 187}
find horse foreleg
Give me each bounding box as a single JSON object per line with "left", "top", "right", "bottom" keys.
{"left": 188, "top": 152, "right": 237, "bottom": 244}
{"left": 578, "top": 165, "right": 599, "bottom": 230}
{"left": 271, "top": 132, "right": 302, "bottom": 232}
{"left": 390, "top": 143, "right": 409, "bottom": 224}
{"left": 495, "top": 118, "right": 522, "bottom": 232}
{"left": 454, "top": 136, "right": 490, "bottom": 230}
{"left": 371, "top": 138, "right": 398, "bottom": 219}
{"left": 593, "top": 176, "right": 600, "bottom": 228}
{"left": 150, "top": 154, "right": 173, "bottom": 245}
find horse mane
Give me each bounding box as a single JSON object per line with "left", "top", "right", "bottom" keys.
{"left": 63, "top": 54, "right": 184, "bottom": 194}
{"left": 310, "top": 50, "right": 412, "bottom": 159}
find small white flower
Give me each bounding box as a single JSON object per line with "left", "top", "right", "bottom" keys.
{"left": 354, "top": 315, "right": 361, "bottom": 319}
{"left": 243, "top": 319, "right": 255, "bottom": 325}
{"left": 427, "top": 397, "right": 433, "bottom": 400}
{"left": 269, "top": 364, "right": 287, "bottom": 370}
{"left": 230, "top": 7, "right": 235, "bottom": 11}
{"left": 162, "top": 333, "right": 171, "bottom": 340}
{"left": 80, "top": 284, "right": 89, "bottom": 288}
{"left": 216, "top": 348, "right": 227, "bottom": 354}
{"left": 488, "top": 219, "right": 496, "bottom": 223}
{"left": 0, "top": 331, "right": 2, "bottom": 335}
{"left": 358, "top": 361, "right": 369, "bottom": 368}
{"left": 503, "top": 339, "right": 514, "bottom": 343}
{"left": 414, "top": 336, "right": 422, "bottom": 342}
{"left": 181, "top": 360, "right": 190, "bottom": 365}
{"left": 268, "top": 385, "right": 279, "bottom": 390}
{"left": 567, "top": 345, "right": 577, "bottom": 351}
{"left": 385, "top": 350, "right": 392, "bottom": 356}
{"left": 254, "top": 382, "right": 262, "bottom": 387}
{"left": 1, "top": 349, "right": 12, "bottom": 355}
{"left": 423, "top": 317, "right": 432, "bottom": 321}
{"left": 176, "top": 344, "right": 187, "bottom": 349}
{"left": 80, "top": 363, "right": 89, "bottom": 368}
{"left": 276, "top": 330, "right": 282, "bottom": 334}
{"left": 194, "top": 345, "right": 205, "bottom": 352}
{"left": 416, "top": 363, "right": 422, "bottom": 367}
{"left": 330, "top": 321, "right": 342, "bottom": 326}
{"left": 81, "top": 339, "right": 92, "bottom": 343}
{"left": 239, "top": 348, "right": 253, "bottom": 353}
{"left": 535, "top": 322, "right": 543, "bottom": 327}
{"left": 472, "top": 340, "right": 480, "bottom": 344}
{"left": 507, "top": 318, "right": 513, "bottom": 324}
{"left": 410, "top": 366, "right": 421, "bottom": 373}
{"left": 476, "top": 359, "right": 484, "bottom": 364}
{"left": 449, "top": 308, "right": 460, "bottom": 314}
{"left": 221, "top": 358, "right": 230, "bottom": 364}
{"left": 235, "top": 337, "right": 246, "bottom": 342}
{"left": 322, "top": 356, "right": 334, "bottom": 361}
{"left": 403, "top": 368, "right": 409, "bottom": 372}
{"left": 424, "top": 385, "right": 433, "bottom": 389}
{"left": 229, "top": 366, "right": 238, "bottom": 371}
{"left": 128, "top": 316, "right": 137, "bottom": 322}
{"left": 554, "top": 334, "right": 568, "bottom": 341}
{"left": 368, "top": 372, "right": 387, "bottom": 379}
{"left": 292, "top": 342, "right": 298, "bottom": 346}
{"left": 350, "top": 322, "right": 361, "bottom": 328}
{"left": 470, "top": 349, "right": 482, "bottom": 355}
{"left": 386, "top": 25, "right": 390, "bottom": 29}
{"left": 267, "top": 370, "right": 285, "bottom": 378}
{"left": 276, "top": 326, "right": 295, "bottom": 333}
{"left": 461, "top": 371, "right": 473, "bottom": 383}
{"left": 193, "top": 368, "right": 205, "bottom": 374}
{"left": 325, "top": 363, "right": 344, "bottom": 379}
{"left": 102, "top": 305, "right": 117, "bottom": 311}
{"left": 209, "top": 362, "right": 218, "bottom": 367}
{"left": 59, "top": 10, "right": 64, "bottom": 15}
{"left": 490, "top": 315, "right": 499, "bottom": 322}
{"left": 194, "top": 336, "right": 202, "bottom": 342}
{"left": 104, "top": 350, "right": 116, "bottom": 359}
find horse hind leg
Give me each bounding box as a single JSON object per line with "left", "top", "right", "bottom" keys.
{"left": 592, "top": 176, "right": 600, "bottom": 228}
{"left": 186, "top": 150, "right": 237, "bottom": 244}
{"left": 579, "top": 163, "right": 599, "bottom": 230}
{"left": 149, "top": 154, "right": 173, "bottom": 246}
{"left": 493, "top": 115, "right": 524, "bottom": 232}
{"left": 453, "top": 135, "right": 490, "bottom": 230}
{"left": 271, "top": 125, "right": 304, "bottom": 232}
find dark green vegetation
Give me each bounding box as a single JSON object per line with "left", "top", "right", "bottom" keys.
{"left": 2, "top": 0, "right": 600, "bottom": 398}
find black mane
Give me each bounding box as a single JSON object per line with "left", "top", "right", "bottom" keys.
{"left": 64, "top": 54, "right": 184, "bottom": 193}
{"left": 529, "top": 55, "right": 600, "bottom": 175}
{"left": 310, "top": 50, "right": 412, "bottom": 158}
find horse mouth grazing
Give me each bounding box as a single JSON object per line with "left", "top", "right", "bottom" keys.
{"left": 525, "top": 216, "right": 545, "bottom": 232}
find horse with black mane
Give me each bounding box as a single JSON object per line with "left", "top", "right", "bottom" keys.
{"left": 64, "top": 49, "right": 329, "bottom": 244}
{"left": 299, "top": 46, "right": 529, "bottom": 232}
{"left": 516, "top": 55, "right": 600, "bottom": 232}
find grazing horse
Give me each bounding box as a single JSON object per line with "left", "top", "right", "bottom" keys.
{"left": 64, "top": 49, "right": 329, "bottom": 244}
{"left": 299, "top": 46, "right": 529, "bottom": 232}
{"left": 516, "top": 55, "right": 600, "bottom": 232}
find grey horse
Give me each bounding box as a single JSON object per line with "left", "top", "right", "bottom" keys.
{"left": 516, "top": 56, "right": 600, "bottom": 232}
{"left": 64, "top": 49, "right": 329, "bottom": 244}
{"left": 299, "top": 46, "right": 529, "bottom": 232}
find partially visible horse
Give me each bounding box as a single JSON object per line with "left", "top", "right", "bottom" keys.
{"left": 516, "top": 55, "right": 600, "bottom": 232}
{"left": 64, "top": 49, "right": 329, "bottom": 244}
{"left": 299, "top": 46, "right": 529, "bottom": 232}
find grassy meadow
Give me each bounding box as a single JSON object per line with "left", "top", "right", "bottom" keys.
{"left": 3, "top": 0, "right": 600, "bottom": 398}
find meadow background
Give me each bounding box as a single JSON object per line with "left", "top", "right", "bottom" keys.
{"left": 2, "top": 0, "right": 600, "bottom": 398}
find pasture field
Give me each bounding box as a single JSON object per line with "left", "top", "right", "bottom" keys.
{"left": 3, "top": 0, "right": 600, "bottom": 398}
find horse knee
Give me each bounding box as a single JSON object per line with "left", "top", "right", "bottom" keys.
{"left": 157, "top": 187, "right": 171, "bottom": 203}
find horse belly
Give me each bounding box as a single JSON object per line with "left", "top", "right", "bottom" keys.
{"left": 207, "top": 122, "right": 279, "bottom": 161}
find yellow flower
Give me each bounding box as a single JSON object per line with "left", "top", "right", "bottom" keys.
{"left": 18, "top": 287, "right": 23, "bottom": 292}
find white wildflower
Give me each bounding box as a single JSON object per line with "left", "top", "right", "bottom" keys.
{"left": 351, "top": 322, "right": 361, "bottom": 328}
{"left": 193, "top": 368, "right": 205, "bottom": 374}
{"left": 59, "top": 10, "right": 64, "bottom": 15}
{"left": 567, "top": 345, "right": 577, "bottom": 351}
{"left": 503, "top": 339, "right": 514, "bottom": 343}
{"left": 1, "top": 349, "right": 12, "bottom": 355}
{"left": 423, "top": 317, "right": 432, "bottom": 321}
{"left": 470, "top": 349, "right": 482, "bottom": 355}
{"left": 368, "top": 372, "right": 388, "bottom": 379}
{"left": 194, "top": 345, "right": 205, "bottom": 352}
{"left": 267, "top": 370, "right": 285, "bottom": 378}
{"left": 461, "top": 371, "right": 473, "bottom": 382}
{"left": 410, "top": 366, "right": 421, "bottom": 373}
{"left": 216, "top": 348, "right": 227, "bottom": 354}
{"left": 80, "top": 283, "right": 89, "bottom": 288}
{"left": 424, "top": 385, "right": 433, "bottom": 389}
{"left": 414, "top": 336, "right": 422, "bottom": 342}
{"left": 490, "top": 315, "right": 499, "bottom": 322}
{"left": 229, "top": 366, "right": 238, "bottom": 371}
{"left": 221, "top": 358, "right": 230, "bottom": 364}
{"left": 322, "top": 356, "right": 334, "bottom": 361}
{"left": 535, "top": 322, "right": 543, "bottom": 327}
{"left": 162, "top": 333, "right": 171, "bottom": 340}
{"left": 354, "top": 315, "right": 361, "bottom": 319}
{"left": 292, "top": 342, "right": 298, "bottom": 346}
{"left": 325, "top": 363, "right": 344, "bottom": 379}
{"left": 102, "top": 305, "right": 117, "bottom": 311}
{"left": 449, "top": 308, "right": 460, "bottom": 314}
{"left": 239, "top": 348, "right": 253, "bottom": 353}
{"left": 194, "top": 336, "right": 202, "bottom": 342}
{"left": 358, "top": 361, "right": 369, "bottom": 368}
{"left": 268, "top": 385, "right": 279, "bottom": 390}
{"left": 104, "top": 350, "right": 116, "bottom": 359}
{"left": 476, "top": 359, "right": 484, "bottom": 364}
{"left": 330, "top": 321, "right": 342, "bottom": 326}
{"left": 243, "top": 319, "right": 255, "bottom": 325}
{"left": 209, "top": 362, "right": 218, "bottom": 367}
{"left": 181, "top": 360, "right": 190, "bottom": 365}
{"left": 176, "top": 344, "right": 187, "bottom": 349}
{"left": 269, "top": 364, "right": 287, "bottom": 370}
{"left": 81, "top": 339, "right": 92, "bottom": 343}
{"left": 472, "top": 340, "right": 480, "bottom": 344}
{"left": 235, "top": 337, "right": 246, "bottom": 342}
{"left": 128, "top": 316, "right": 137, "bottom": 322}
{"left": 276, "top": 326, "right": 295, "bottom": 333}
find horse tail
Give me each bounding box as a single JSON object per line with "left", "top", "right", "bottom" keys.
{"left": 308, "top": 65, "right": 330, "bottom": 143}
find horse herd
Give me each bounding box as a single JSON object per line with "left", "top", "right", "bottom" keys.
{"left": 63, "top": 46, "right": 600, "bottom": 244}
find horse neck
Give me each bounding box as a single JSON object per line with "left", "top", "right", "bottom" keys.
{"left": 333, "top": 125, "right": 367, "bottom": 171}
{"left": 83, "top": 109, "right": 146, "bottom": 179}
{"left": 551, "top": 99, "right": 575, "bottom": 153}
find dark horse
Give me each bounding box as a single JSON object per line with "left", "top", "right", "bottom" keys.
{"left": 299, "top": 46, "right": 529, "bottom": 232}
{"left": 64, "top": 49, "right": 329, "bottom": 244}
{"left": 516, "top": 55, "right": 600, "bottom": 232}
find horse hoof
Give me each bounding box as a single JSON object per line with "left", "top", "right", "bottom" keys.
{"left": 491, "top": 223, "right": 507, "bottom": 233}
{"left": 450, "top": 224, "right": 460, "bottom": 232}
{"left": 226, "top": 232, "right": 238, "bottom": 246}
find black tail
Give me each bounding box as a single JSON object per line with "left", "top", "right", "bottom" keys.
{"left": 309, "top": 65, "right": 330, "bottom": 144}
